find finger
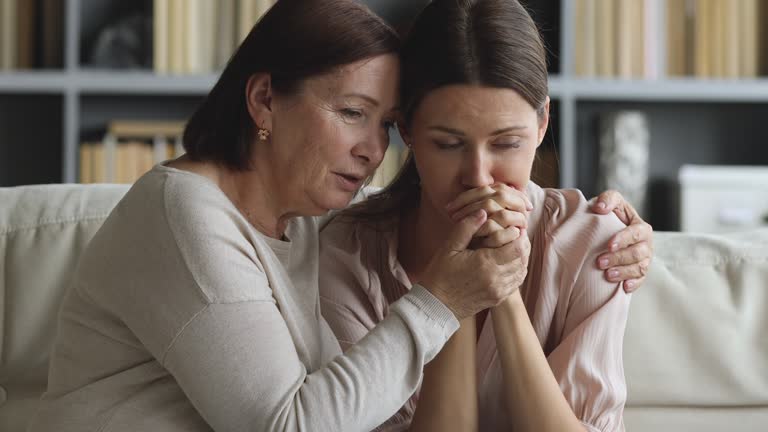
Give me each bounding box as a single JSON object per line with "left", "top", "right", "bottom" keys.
{"left": 444, "top": 210, "right": 487, "bottom": 252}
{"left": 493, "top": 183, "right": 534, "bottom": 211}
{"left": 451, "top": 198, "right": 505, "bottom": 222}
{"left": 476, "top": 219, "right": 505, "bottom": 237}
{"left": 623, "top": 277, "right": 646, "bottom": 293}
{"left": 603, "top": 258, "right": 651, "bottom": 283}
{"left": 445, "top": 186, "right": 496, "bottom": 212}
{"left": 487, "top": 209, "right": 528, "bottom": 230}
{"left": 599, "top": 241, "right": 652, "bottom": 269}
{"left": 491, "top": 230, "right": 530, "bottom": 265}
{"left": 605, "top": 222, "right": 654, "bottom": 253}
{"left": 476, "top": 226, "right": 521, "bottom": 248}
{"left": 447, "top": 184, "right": 532, "bottom": 214}
{"left": 591, "top": 189, "right": 624, "bottom": 214}
{"left": 611, "top": 200, "right": 642, "bottom": 227}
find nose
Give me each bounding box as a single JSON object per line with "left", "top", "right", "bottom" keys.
{"left": 351, "top": 130, "right": 388, "bottom": 167}
{"left": 461, "top": 148, "right": 494, "bottom": 188}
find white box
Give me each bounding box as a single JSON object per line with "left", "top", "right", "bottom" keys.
{"left": 679, "top": 165, "right": 768, "bottom": 233}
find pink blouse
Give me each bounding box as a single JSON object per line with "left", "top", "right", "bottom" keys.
{"left": 319, "top": 182, "right": 631, "bottom": 432}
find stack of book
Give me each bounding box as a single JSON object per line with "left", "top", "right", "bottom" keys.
{"left": 153, "top": 0, "right": 275, "bottom": 75}
{"left": 683, "top": 0, "right": 762, "bottom": 78}
{"left": 79, "top": 120, "right": 186, "bottom": 184}
{"left": 0, "top": 0, "right": 63, "bottom": 70}
{"left": 573, "top": 0, "right": 764, "bottom": 79}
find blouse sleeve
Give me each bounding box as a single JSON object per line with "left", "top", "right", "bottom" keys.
{"left": 535, "top": 190, "right": 632, "bottom": 432}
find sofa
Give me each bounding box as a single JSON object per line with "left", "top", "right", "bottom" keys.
{"left": 1, "top": 184, "right": 766, "bottom": 432}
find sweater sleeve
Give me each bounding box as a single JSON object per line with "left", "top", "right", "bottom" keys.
{"left": 121, "top": 177, "right": 459, "bottom": 432}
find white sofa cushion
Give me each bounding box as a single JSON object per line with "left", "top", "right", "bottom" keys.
{"left": 0, "top": 184, "right": 129, "bottom": 431}
{"left": 624, "top": 229, "right": 768, "bottom": 430}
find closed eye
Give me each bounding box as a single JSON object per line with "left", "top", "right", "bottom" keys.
{"left": 493, "top": 142, "right": 521, "bottom": 149}
{"left": 341, "top": 108, "right": 364, "bottom": 119}
{"left": 435, "top": 140, "right": 462, "bottom": 150}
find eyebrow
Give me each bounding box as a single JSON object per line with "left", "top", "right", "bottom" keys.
{"left": 428, "top": 125, "right": 528, "bottom": 136}
{"left": 343, "top": 93, "right": 380, "bottom": 107}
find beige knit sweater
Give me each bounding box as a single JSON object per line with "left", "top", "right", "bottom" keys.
{"left": 28, "top": 165, "right": 458, "bottom": 432}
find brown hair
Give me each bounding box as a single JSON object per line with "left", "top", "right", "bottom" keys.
{"left": 182, "top": 0, "right": 400, "bottom": 170}
{"left": 342, "top": 0, "right": 549, "bottom": 224}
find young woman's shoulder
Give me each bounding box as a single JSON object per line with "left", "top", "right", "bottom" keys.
{"left": 539, "top": 186, "right": 625, "bottom": 258}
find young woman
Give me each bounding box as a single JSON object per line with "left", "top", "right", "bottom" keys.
{"left": 319, "top": 0, "right": 644, "bottom": 430}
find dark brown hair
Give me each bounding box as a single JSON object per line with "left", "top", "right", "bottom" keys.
{"left": 343, "top": 0, "right": 549, "bottom": 223}
{"left": 182, "top": 0, "right": 400, "bottom": 170}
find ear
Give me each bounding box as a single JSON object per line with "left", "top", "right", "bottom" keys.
{"left": 245, "top": 73, "right": 274, "bottom": 132}
{"left": 536, "top": 96, "right": 551, "bottom": 149}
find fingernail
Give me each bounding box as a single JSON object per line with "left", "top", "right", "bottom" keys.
{"left": 610, "top": 242, "right": 619, "bottom": 252}
{"left": 608, "top": 270, "right": 619, "bottom": 279}
{"left": 625, "top": 280, "right": 635, "bottom": 290}
{"left": 597, "top": 201, "right": 607, "bottom": 210}
{"left": 599, "top": 258, "right": 609, "bottom": 269}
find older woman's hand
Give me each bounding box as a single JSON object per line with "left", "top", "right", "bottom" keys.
{"left": 591, "top": 190, "right": 654, "bottom": 293}
{"left": 420, "top": 210, "right": 530, "bottom": 321}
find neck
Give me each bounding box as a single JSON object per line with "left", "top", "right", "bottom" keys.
{"left": 220, "top": 157, "right": 298, "bottom": 239}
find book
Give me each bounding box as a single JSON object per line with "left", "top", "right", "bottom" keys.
{"left": 710, "top": 0, "right": 725, "bottom": 78}
{"left": 216, "top": 0, "right": 237, "bottom": 69}
{"left": 574, "top": 0, "right": 597, "bottom": 77}
{"left": 723, "top": 0, "right": 739, "bottom": 79}
{"left": 666, "top": 0, "right": 688, "bottom": 76}
{"left": 153, "top": 0, "right": 170, "bottom": 74}
{"left": 17, "top": 0, "right": 36, "bottom": 69}
{"left": 185, "top": 0, "right": 202, "bottom": 74}
{"left": 740, "top": 0, "right": 759, "bottom": 78}
{"left": 694, "top": 0, "right": 712, "bottom": 77}
{"left": 616, "top": 0, "right": 634, "bottom": 78}
{"left": 108, "top": 120, "right": 186, "bottom": 139}
{"left": 169, "top": 0, "right": 185, "bottom": 74}
{"left": 79, "top": 143, "right": 93, "bottom": 184}
{"left": 238, "top": 0, "right": 255, "bottom": 44}
{"left": 41, "top": 0, "right": 63, "bottom": 68}
{"left": 1, "top": 0, "right": 18, "bottom": 70}
{"left": 595, "top": 0, "right": 615, "bottom": 77}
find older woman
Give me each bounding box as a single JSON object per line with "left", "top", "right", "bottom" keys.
{"left": 30, "top": 1, "right": 650, "bottom": 431}
{"left": 319, "top": 0, "right": 648, "bottom": 431}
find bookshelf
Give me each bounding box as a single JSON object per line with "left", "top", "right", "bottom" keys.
{"left": 1, "top": 0, "right": 767, "bottom": 229}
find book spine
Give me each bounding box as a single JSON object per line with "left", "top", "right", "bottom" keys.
{"left": 154, "top": 0, "right": 169, "bottom": 74}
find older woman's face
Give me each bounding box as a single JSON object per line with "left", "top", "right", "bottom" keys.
{"left": 270, "top": 54, "right": 399, "bottom": 213}
{"left": 408, "top": 85, "right": 548, "bottom": 221}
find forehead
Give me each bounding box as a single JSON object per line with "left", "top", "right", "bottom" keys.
{"left": 416, "top": 85, "right": 535, "bottom": 123}
{"left": 305, "top": 55, "right": 400, "bottom": 104}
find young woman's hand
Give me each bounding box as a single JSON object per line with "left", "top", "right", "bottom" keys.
{"left": 446, "top": 184, "right": 531, "bottom": 249}
{"left": 590, "top": 190, "right": 654, "bottom": 293}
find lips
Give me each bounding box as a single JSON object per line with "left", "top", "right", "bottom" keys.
{"left": 333, "top": 172, "right": 365, "bottom": 192}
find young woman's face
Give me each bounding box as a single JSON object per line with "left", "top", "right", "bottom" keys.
{"left": 407, "top": 85, "right": 549, "bottom": 220}
{"left": 270, "top": 54, "right": 400, "bottom": 213}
